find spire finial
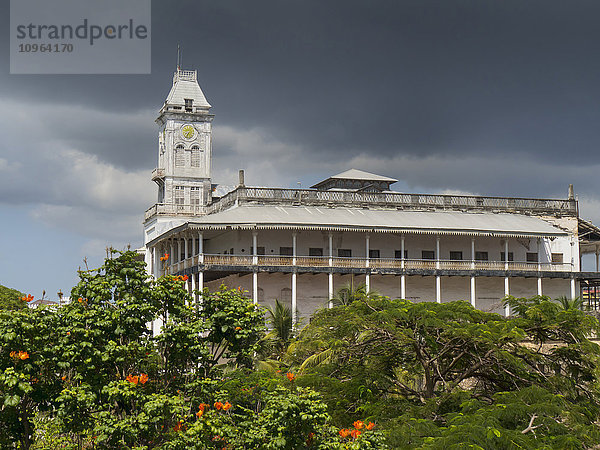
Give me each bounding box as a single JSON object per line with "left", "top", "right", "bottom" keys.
{"left": 177, "top": 44, "right": 180, "bottom": 71}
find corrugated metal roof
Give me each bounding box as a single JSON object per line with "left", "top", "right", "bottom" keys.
{"left": 330, "top": 169, "right": 398, "bottom": 182}
{"left": 185, "top": 205, "right": 567, "bottom": 236}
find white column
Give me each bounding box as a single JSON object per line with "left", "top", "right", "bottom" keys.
{"left": 537, "top": 238, "right": 542, "bottom": 296}
{"left": 252, "top": 231, "right": 258, "bottom": 304}
{"left": 470, "top": 237, "right": 476, "bottom": 307}
{"left": 292, "top": 232, "right": 297, "bottom": 326}
{"left": 504, "top": 239, "right": 510, "bottom": 315}
{"left": 191, "top": 272, "right": 196, "bottom": 306}
{"left": 198, "top": 232, "right": 204, "bottom": 263}
{"left": 252, "top": 231, "right": 258, "bottom": 265}
{"left": 198, "top": 271, "right": 204, "bottom": 297}
{"left": 328, "top": 233, "right": 333, "bottom": 266}
{"left": 191, "top": 235, "right": 196, "bottom": 263}
{"left": 292, "top": 272, "right": 297, "bottom": 326}
{"left": 365, "top": 234, "right": 370, "bottom": 292}
{"left": 184, "top": 236, "right": 189, "bottom": 268}
{"left": 571, "top": 277, "right": 576, "bottom": 300}
{"left": 177, "top": 239, "right": 181, "bottom": 265}
{"left": 253, "top": 272, "right": 258, "bottom": 305}
{"left": 435, "top": 235, "right": 441, "bottom": 303}
{"left": 504, "top": 277, "right": 510, "bottom": 316}
{"left": 292, "top": 233, "right": 297, "bottom": 265}
{"left": 400, "top": 235, "right": 406, "bottom": 299}
{"left": 152, "top": 247, "right": 158, "bottom": 279}
{"left": 170, "top": 240, "right": 175, "bottom": 271}
{"left": 328, "top": 273, "right": 334, "bottom": 308}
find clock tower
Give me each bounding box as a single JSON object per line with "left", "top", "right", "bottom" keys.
{"left": 152, "top": 67, "right": 213, "bottom": 211}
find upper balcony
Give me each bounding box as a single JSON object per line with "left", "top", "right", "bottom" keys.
{"left": 144, "top": 186, "right": 578, "bottom": 221}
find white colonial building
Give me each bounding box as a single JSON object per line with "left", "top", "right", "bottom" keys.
{"left": 144, "top": 67, "right": 600, "bottom": 321}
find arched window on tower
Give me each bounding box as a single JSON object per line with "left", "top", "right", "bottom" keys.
{"left": 191, "top": 145, "right": 200, "bottom": 167}
{"left": 175, "top": 144, "right": 185, "bottom": 167}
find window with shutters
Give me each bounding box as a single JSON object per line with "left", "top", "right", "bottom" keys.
{"left": 551, "top": 253, "right": 563, "bottom": 263}
{"left": 280, "top": 288, "right": 292, "bottom": 304}
{"left": 500, "top": 252, "right": 514, "bottom": 262}
{"left": 338, "top": 249, "right": 352, "bottom": 257}
{"left": 280, "top": 247, "right": 293, "bottom": 256}
{"left": 369, "top": 249, "right": 380, "bottom": 259}
{"left": 475, "top": 251, "right": 488, "bottom": 261}
{"left": 190, "top": 186, "right": 200, "bottom": 205}
{"left": 309, "top": 248, "right": 323, "bottom": 257}
{"left": 449, "top": 251, "right": 463, "bottom": 260}
{"left": 191, "top": 145, "right": 200, "bottom": 167}
{"left": 395, "top": 250, "right": 408, "bottom": 259}
{"left": 526, "top": 252, "right": 538, "bottom": 262}
{"left": 175, "top": 144, "right": 185, "bottom": 167}
{"left": 174, "top": 186, "right": 184, "bottom": 205}
{"left": 422, "top": 250, "right": 435, "bottom": 260}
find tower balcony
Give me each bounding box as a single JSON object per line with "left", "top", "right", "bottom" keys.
{"left": 145, "top": 203, "right": 206, "bottom": 220}
{"left": 151, "top": 168, "right": 165, "bottom": 182}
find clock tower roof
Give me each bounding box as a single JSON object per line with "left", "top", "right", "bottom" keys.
{"left": 160, "top": 68, "right": 211, "bottom": 115}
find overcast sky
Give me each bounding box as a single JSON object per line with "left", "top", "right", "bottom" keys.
{"left": 2, "top": 0, "right": 600, "bottom": 299}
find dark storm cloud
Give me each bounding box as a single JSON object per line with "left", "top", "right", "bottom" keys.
{"left": 2, "top": 0, "right": 600, "bottom": 195}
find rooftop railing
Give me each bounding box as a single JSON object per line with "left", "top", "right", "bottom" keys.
{"left": 145, "top": 187, "right": 577, "bottom": 220}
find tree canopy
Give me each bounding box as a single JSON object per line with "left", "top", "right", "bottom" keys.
{"left": 0, "top": 284, "right": 26, "bottom": 310}
{"left": 1, "top": 253, "right": 600, "bottom": 449}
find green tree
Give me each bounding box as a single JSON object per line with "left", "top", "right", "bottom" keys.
{"left": 289, "top": 294, "right": 600, "bottom": 448}
{"left": 0, "top": 284, "right": 26, "bottom": 310}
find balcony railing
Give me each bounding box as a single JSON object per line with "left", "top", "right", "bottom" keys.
{"left": 145, "top": 186, "right": 577, "bottom": 220}
{"left": 168, "top": 254, "right": 573, "bottom": 273}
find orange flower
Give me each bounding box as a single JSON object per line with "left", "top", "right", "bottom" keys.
{"left": 173, "top": 420, "right": 183, "bottom": 432}
{"left": 18, "top": 351, "right": 29, "bottom": 360}
{"left": 163, "top": 253, "right": 170, "bottom": 261}
{"left": 366, "top": 422, "right": 375, "bottom": 430}
{"left": 339, "top": 428, "right": 351, "bottom": 438}
{"left": 286, "top": 372, "right": 295, "bottom": 382}
{"left": 126, "top": 374, "right": 139, "bottom": 384}
{"left": 214, "top": 401, "right": 223, "bottom": 410}
{"left": 21, "top": 294, "right": 34, "bottom": 302}
{"left": 139, "top": 373, "right": 149, "bottom": 385}
{"left": 181, "top": 275, "right": 188, "bottom": 281}
{"left": 66, "top": 331, "right": 70, "bottom": 336}
{"left": 222, "top": 401, "right": 232, "bottom": 411}
{"left": 353, "top": 420, "right": 364, "bottom": 430}
{"left": 196, "top": 409, "right": 204, "bottom": 418}
{"left": 350, "top": 429, "right": 361, "bottom": 439}
{"left": 235, "top": 326, "right": 242, "bottom": 330}
{"left": 78, "top": 297, "right": 83, "bottom": 303}
{"left": 9, "top": 351, "right": 15, "bottom": 358}
{"left": 61, "top": 376, "right": 66, "bottom": 381}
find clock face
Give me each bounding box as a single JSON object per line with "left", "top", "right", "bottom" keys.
{"left": 181, "top": 124, "right": 196, "bottom": 140}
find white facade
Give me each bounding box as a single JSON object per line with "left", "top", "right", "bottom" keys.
{"left": 144, "top": 67, "right": 600, "bottom": 319}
